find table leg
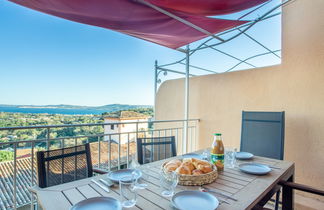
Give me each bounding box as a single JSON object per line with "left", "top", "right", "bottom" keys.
{"left": 282, "top": 174, "right": 294, "bottom": 210}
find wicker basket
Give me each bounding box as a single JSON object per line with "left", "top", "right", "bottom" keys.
{"left": 161, "top": 159, "right": 218, "bottom": 186}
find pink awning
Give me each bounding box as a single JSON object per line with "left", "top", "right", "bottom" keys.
{"left": 146, "top": 0, "right": 269, "bottom": 16}
{"left": 8, "top": 0, "right": 263, "bottom": 49}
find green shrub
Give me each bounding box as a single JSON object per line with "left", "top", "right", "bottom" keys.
{"left": 0, "top": 151, "right": 14, "bottom": 162}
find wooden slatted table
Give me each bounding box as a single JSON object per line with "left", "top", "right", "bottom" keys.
{"left": 33, "top": 151, "right": 294, "bottom": 210}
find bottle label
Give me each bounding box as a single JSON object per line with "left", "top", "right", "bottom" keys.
{"left": 210, "top": 153, "right": 224, "bottom": 164}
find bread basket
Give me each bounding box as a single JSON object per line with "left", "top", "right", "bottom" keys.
{"left": 161, "top": 159, "right": 218, "bottom": 186}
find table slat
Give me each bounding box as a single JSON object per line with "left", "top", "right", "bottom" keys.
{"left": 77, "top": 185, "right": 101, "bottom": 198}
{"left": 63, "top": 188, "right": 85, "bottom": 205}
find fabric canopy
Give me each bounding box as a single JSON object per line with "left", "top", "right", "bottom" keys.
{"left": 146, "top": 0, "right": 269, "bottom": 16}
{"left": 9, "top": 0, "right": 266, "bottom": 49}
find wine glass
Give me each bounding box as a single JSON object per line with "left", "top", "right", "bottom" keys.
{"left": 131, "top": 168, "right": 148, "bottom": 190}
{"left": 129, "top": 154, "right": 140, "bottom": 169}
{"left": 159, "top": 171, "right": 178, "bottom": 197}
{"left": 129, "top": 154, "right": 148, "bottom": 189}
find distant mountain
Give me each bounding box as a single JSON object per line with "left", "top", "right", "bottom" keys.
{"left": 0, "top": 104, "right": 153, "bottom": 115}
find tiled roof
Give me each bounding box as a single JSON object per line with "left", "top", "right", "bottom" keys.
{"left": 0, "top": 157, "right": 36, "bottom": 209}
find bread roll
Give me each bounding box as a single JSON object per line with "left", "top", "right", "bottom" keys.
{"left": 182, "top": 158, "right": 193, "bottom": 163}
{"left": 192, "top": 169, "right": 203, "bottom": 175}
{"left": 165, "top": 163, "right": 178, "bottom": 172}
{"left": 197, "top": 164, "right": 213, "bottom": 173}
{"left": 192, "top": 159, "right": 210, "bottom": 168}
{"left": 181, "top": 162, "right": 195, "bottom": 171}
{"left": 176, "top": 165, "right": 191, "bottom": 175}
{"left": 168, "top": 159, "right": 182, "bottom": 167}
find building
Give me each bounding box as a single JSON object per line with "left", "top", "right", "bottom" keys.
{"left": 103, "top": 111, "right": 150, "bottom": 144}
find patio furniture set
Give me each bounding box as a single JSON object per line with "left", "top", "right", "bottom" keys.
{"left": 30, "top": 112, "right": 324, "bottom": 210}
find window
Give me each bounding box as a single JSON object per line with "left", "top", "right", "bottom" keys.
{"left": 111, "top": 124, "right": 114, "bottom": 130}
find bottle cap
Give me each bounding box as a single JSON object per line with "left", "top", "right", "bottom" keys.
{"left": 213, "top": 133, "right": 222, "bottom": 136}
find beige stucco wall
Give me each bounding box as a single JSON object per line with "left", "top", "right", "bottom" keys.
{"left": 155, "top": 0, "right": 324, "bottom": 202}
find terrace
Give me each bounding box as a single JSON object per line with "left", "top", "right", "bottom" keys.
{"left": 1, "top": 0, "right": 324, "bottom": 209}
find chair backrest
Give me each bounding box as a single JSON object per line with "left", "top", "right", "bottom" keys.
{"left": 241, "top": 111, "right": 285, "bottom": 160}
{"left": 137, "top": 136, "right": 176, "bottom": 164}
{"left": 36, "top": 143, "right": 93, "bottom": 188}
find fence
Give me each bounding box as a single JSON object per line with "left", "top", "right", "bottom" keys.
{"left": 0, "top": 119, "right": 199, "bottom": 209}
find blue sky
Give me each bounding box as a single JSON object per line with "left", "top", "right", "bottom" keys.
{"left": 0, "top": 0, "right": 282, "bottom": 106}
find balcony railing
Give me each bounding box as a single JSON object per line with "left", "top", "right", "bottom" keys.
{"left": 0, "top": 119, "right": 199, "bottom": 209}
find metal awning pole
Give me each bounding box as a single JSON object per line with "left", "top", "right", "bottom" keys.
{"left": 154, "top": 60, "right": 158, "bottom": 118}
{"left": 183, "top": 45, "right": 190, "bottom": 154}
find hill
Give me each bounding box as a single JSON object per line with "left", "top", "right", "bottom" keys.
{"left": 0, "top": 104, "right": 153, "bottom": 115}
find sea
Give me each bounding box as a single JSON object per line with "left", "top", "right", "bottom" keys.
{"left": 0, "top": 106, "right": 107, "bottom": 115}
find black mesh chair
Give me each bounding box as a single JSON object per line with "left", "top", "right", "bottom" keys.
{"left": 137, "top": 136, "right": 176, "bottom": 164}
{"left": 241, "top": 111, "right": 285, "bottom": 210}
{"left": 36, "top": 143, "right": 105, "bottom": 188}
{"left": 241, "top": 111, "right": 285, "bottom": 159}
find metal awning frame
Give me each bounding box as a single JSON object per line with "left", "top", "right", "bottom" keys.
{"left": 153, "top": 0, "right": 291, "bottom": 154}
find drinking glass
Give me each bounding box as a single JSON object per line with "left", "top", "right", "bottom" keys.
{"left": 202, "top": 149, "right": 211, "bottom": 161}
{"left": 225, "top": 148, "right": 236, "bottom": 168}
{"left": 159, "top": 171, "right": 178, "bottom": 197}
{"left": 119, "top": 176, "right": 137, "bottom": 208}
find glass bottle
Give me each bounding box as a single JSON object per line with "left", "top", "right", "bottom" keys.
{"left": 210, "top": 133, "right": 224, "bottom": 171}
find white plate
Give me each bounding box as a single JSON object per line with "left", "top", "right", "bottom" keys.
{"left": 171, "top": 191, "right": 219, "bottom": 210}
{"left": 107, "top": 169, "right": 142, "bottom": 183}
{"left": 70, "top": 197, "right": 121, "bottom": 210}
{"left": 239, "top": 163, "right": 271, "bottom": 175}
{"left": 235, "top": 152, "right": 254, "bottom": 160}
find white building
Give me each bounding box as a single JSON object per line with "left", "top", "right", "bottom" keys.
{"left": 103, "top": 111, "right": 150, "bottom": 144}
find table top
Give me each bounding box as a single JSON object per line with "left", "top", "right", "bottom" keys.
{"left": 33, "top": 151, "right": 294, "bottom": 210}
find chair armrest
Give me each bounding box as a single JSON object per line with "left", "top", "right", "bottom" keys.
{"left": 279, "top": 181, "right": 324, "bottom": 196}
{"left": 93, "top": 168, "right": 109, "bottom": 174}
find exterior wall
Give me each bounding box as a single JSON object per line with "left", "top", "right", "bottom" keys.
{"left": 119, "top": 119, "right": 149, "bottom": 143}
{"left": 104, "top": 118, "right": 149, "bottom": 144}
{"left": 155, "top": 0, "right": 324, "bottom": 202}
{"left": 103, "top": 119, "right": 120, "bottom": 141}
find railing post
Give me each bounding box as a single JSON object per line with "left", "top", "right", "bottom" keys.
{"left": 135, "top": 122, "right": 139, "bottom": 160}
{"left": 98, "top": 136, "right": 101, "bottom": 168}
{"left": 108, "top": 135, "right": 111, "bottom": 171}
{"left": 127, "top": 133, "right": 130, "bottom": 168}
{"left": 13, "top": 142, "right": 17, "bottom": 210}
{"left": 46, "top": 128, "right": 50, "bottom": 150}
{"left": 118, "top": 133, "right": 121, "bottom": 170}
{"left": 176, "top": 128, "right": 179, "bottom": 150}
{"left": 30, "top": 141, "right": 35, "bottom": 210}
{"left": 136, "top": 121, "right": 139, "bottom": 140}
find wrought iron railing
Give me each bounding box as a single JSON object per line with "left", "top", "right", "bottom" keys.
{"left": 0, "top": 119, "right": 199, "bottom": 209}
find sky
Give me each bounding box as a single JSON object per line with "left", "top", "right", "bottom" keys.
{"left": 0, "top": 0, "right": 282, "bottom": 106}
